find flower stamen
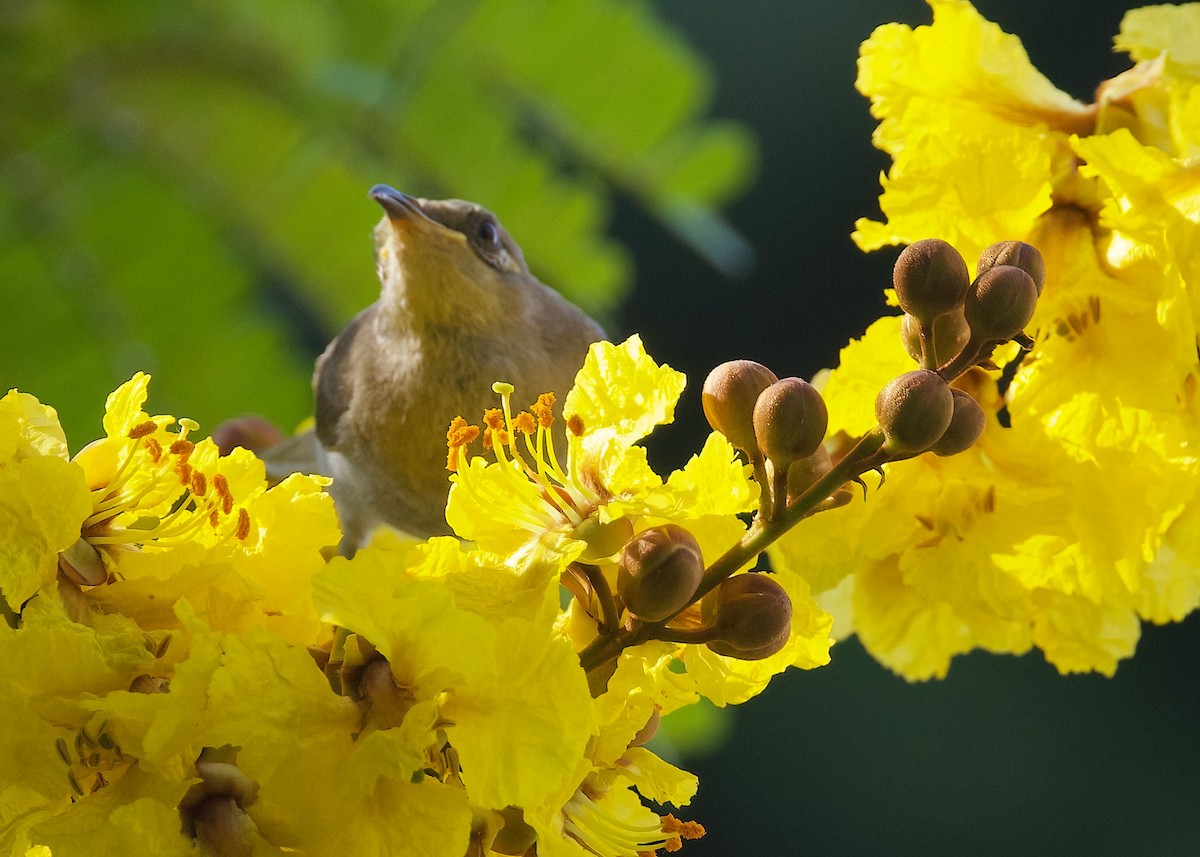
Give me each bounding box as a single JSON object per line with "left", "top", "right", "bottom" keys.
{"left": 563, "top": 791, "right": 672, "bottom": 857}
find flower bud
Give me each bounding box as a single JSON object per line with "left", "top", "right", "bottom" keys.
{"left": 752, "top": 377, "right": 828, "bottom": 468}
{"left": 964, "top": 265, "right": 1038, "bottom": 342}
{"left": 702, "top": 360, "right": 779, "bottom": 454}
{"left": 211, "top": 415, "right": 286, "bottom": 456}
{"left": 901, "top": 309, "right": 971, "bottom": 368}
{"left": 702, "top": 573, "right": 793, "bottom": 660}
{"left": 618, "top": 525, "right": 704, "bottom": 623}
{"left": 929, "top": 388, "right": 987, "bottom": 456}
{"left": 786, "top": 445, "right": 832, "bottom": 502}
{"left": 977, "top": 240, "right": 1046, "bottom": 296}
{"left": 893, "top": 239, "right": 970, "bottom": 324}
{"left": 875, "top": 369, "right": 955, "bottom": 455}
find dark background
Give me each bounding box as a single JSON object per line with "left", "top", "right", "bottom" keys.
{"left": 622, "top": 2, "right": 1200, "bottom": 855}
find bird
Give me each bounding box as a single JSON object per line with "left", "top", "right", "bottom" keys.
{"left": 258, "top": 185, "right": 605, "bottom": 551}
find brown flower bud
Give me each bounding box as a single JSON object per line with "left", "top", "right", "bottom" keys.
{"left": 901, "top": 309, "right": 971, "bottom": 368}
{"left": 752, "top": 377, "right": 828, "bottom": 469}
{"left": 702, "top": 360, "right": 779, "bottom": 454}
{"left": 964, "top": 265, "right": 1038, "bottom": 343}
{"left": 210, "top": 414, "right": 286, "bottom": 456}
{"left": 929, "top": 388, "right": 987, "bottom": 456}
{"left": 618, "top": 525, "right": 704, "bottom": 623}
{"left": 977, "top": 240, "right": 1046, "bottom": 296}
{"left": 893, "top": 239, "right": 970, "bottom": 324}
{"left": 786, "top": 445, "right": 832, "bottom": 502}
{"left": 702, "top": 573, "right": 793, "bottom": 660}
{"left": 875, "top": 369, "right": 954, "bottom": 455}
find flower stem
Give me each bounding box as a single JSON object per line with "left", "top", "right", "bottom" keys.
{"left": 579, "top": 427, "right": 889, "bottom": 676}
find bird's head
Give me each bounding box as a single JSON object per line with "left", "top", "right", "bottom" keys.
{"left": 369, "top": 185, "right": 532, "bottom": 327}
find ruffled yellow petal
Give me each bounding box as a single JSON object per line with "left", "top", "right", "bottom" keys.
{"left": 1030, "top": 589, "right": 1141, "bottom": 677}
{"left": 99, "top": 373, "right": 153, "bottom": 441}
{"left": 444, "top": 616, "right": 594, "bottom": 809}
{"left": 853, "top": 107, "right": 1057, "bottom": 261}
{"left": 1139, "top": 498, "right": 1200, "bottom": 624}
{"left": 0, "top": 390, "right": 68, "bottom": 465}
{"left": 624, "top": 432, "right": 756, "bottom": 519}
{"left": 619, "top": 747, "right": 697, "bottom": 808}
{"left": 1116, "top": 4, "right": 1200, "bottom": 79}
{"left": 21, "top": 767, "right": 194, "bottom": 857}
{"left": 563, "top": 336, "right": 686, "bottom": 450}
{"left": 857, "top": 0, "right": 1091, "bottom": 152}
{"left": 0, "top": 456, "right": 91, "bottom": 607}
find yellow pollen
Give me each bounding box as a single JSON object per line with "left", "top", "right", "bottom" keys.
{"left": 567, "top": 414, "right": 585, "bottom": 437}
{"left": 175, "top": 461, "right": 193, "bottom": 486}
{"left": 513, "top": 411, "right": 537, "bottom": 435}
{"left": 483, "top": 408, "right": 505, "bottom": 431}
{"left": 144, "top": 437, "right": 162, "bottom": 463}
{"left": 661, "top": 815, "right": 705, "bottom": 852}
{"left": 170, "top": 439, "right": 194, "bottom": 459}
{"left": 445, "top": 417, "right": 481, "bottom": 472}
{"left": 446, "top": 416, "right": 480, "bottom": 447}
{"left": 209, "top": 510, "right": 220, "bottom": 529}
{"left": 235, "top": 508, "right": 251, "bottom": 541}
{"left": 127, "top": 420, "right": 157, "bottom": 439}
{"left": 190, "top": 471, "right": 207, "bottom": 497}
{"left": 532, "top": 392, "right": 556, "bottom": 428}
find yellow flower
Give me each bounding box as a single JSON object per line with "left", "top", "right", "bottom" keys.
{"left": 447, "top": 337, "right": 833, "bottom": 708}
{"left": 445, "top": 335, "right": 689, "bottom": 560}
{"left": 0, "top": 375, "right": 339, "bottom": 646}
{"left": 771, "top": 1, "right": 1200, "bottom": 679}
{"left": 0, "top": 586, "right": 167, "bottom": 850}
{"left": 312, "top": 540, "right": 596, "bottom": 812}
{"left": 0, "top": 375, "right": 253, "bottom": 602}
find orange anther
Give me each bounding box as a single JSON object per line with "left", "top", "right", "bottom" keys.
{"left": 127, "top": 420, "right": 157, "bottom": 439}
{"left": 513, "top": 411, "right": 537, "bottom": 435}
{"left": 235, "top": 508, "right": 251, "bottom": 541}
{"left": 483, "top": 408, "right": 505, "bottom": 431}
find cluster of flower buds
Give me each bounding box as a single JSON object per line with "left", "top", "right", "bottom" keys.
{"left": 614, "top": 522, "right": 794, "bottom": 661}
{"left": 582, "top": 238, "right": 1044, "bottom": 676}
{"left": 884, "top": 238, "right": 1043, "bottom": 458}
{"left": 702, "top": 361, "right": 833, "bottom": 521}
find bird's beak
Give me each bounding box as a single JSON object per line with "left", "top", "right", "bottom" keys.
{"left": 368, "top": 185, "right": 435, "bottom": 227}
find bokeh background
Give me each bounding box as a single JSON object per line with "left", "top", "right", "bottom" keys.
{"left": 4, "top": 0, "right": 1199, "bottom": 854}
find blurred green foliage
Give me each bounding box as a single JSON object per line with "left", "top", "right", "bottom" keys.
{"left": 0, "top": 0, "right": 755, "bottom": 442}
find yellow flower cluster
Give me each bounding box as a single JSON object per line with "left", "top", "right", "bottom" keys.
{"left": 6, "top": 2, "right": 1200, "bottom": 853}
{"left": 3, "top": 343, "right": 779, "bottom": 855}
{"left": 0, "top": 375, "right": 344, "bottom": 852}
{"left": 771, "top": 0, "right": 1200, "bottom": 679}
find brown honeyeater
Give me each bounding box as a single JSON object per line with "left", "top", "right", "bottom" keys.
{"left": 262, "top": 186, "right": 605, "bottom": 550}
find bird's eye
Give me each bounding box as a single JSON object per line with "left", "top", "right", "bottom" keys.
{"left": 477, "top": 219, "right": 500, "bottom": 247}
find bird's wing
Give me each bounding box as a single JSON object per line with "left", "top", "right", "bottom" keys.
{"left": 314, "top": 306, "right": 374, "bottom": 449}
{"left": 259, "top": 429, "right": 329, "bottom": 485}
